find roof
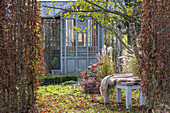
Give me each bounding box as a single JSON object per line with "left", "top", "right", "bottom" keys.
{"left": 39, "top": 0, "right": 77, "bottom": 18}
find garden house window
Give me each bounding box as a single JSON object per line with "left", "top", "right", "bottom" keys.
{"left": 42, "top": 18, "right": 61, "bottom": 72}
{"left": 88, "top": 20, "right": 98, "bottom": 51}
{"left": 78, "top": 33, "right": 86, "bottom": 46}
{"left": 42, "top": 18, "right": 60, "bottom": 50}
{"left": 66, "top": 19, "right": 76, "bottom": 47}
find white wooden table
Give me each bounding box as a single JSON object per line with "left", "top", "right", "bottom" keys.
{"left": 104, "top": 81, "right": 145, "bottom": 109}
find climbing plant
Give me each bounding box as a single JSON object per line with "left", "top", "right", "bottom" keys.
{"left": 0, "top": 0, "right": 45, "bottom": 112}
{"left": 138, "top": 0, "right": 169, "bottom": 112}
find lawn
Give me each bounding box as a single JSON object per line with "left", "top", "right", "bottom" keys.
{"left": 35, "top": 84, "right": 143, "bottom": 113}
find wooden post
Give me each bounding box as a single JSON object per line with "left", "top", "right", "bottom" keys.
{"left": 75, "top": 17, "right": 78, "bottom": 74}
{"left": 126, "top": 86, "right": 132, "bottom": 109}
{"left": 98, "top": 24, "right": 100, "bottom": 53}
{"left": 60, "top": 16, "right": 63, "bottom": 74}
{"left": 104, "top": 88, "right": 109, "bottom": 104}
{"left": 139, "top": 90, "right": 145, "bottom": 106}
{"left": 116, "top": 88, "right": 122, "bottom": 103}
{"left": 101, "top": 27, "right": 104, "bottom": 48}
{"left": 64, "top": 18, "right": 67, "bottom": 74}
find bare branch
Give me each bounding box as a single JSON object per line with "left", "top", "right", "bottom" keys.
{"left": 42, "top": 2, "right": 140, "bottom": 25}
{"left": 85, "top": 0, "right": 105, "bottom": 10}
{"left": 42, "top": 5, "right": 101, "bottom": 12}
{"left": 84, "top": 0, "right": 139, "bottom": 25}
{"left": 90, "top": 16, "right": 134, "bottom": 54}
{"left": 132, "top": 0, "right": 137, "bottom": 18}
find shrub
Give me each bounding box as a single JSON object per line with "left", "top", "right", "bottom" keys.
{"left": 61, "top": 80, "right": 77, "bottom": 86}
{"left": 79, "top": 62, "right": 103, "bottom": 94}
{"left": 81, "top": 77, "right": 101, "bottom": 94}
{"left": 39, "top": 75, "right": 78, "bottom": 86}
{"left": 96, "top": 45, "right": 114, "bottom": 78}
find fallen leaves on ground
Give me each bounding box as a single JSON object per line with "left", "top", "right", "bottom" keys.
{"left": 35, "top": 84, "right": 142, "bottom": 113}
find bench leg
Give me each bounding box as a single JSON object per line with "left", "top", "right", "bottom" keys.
{"left": 116, "top": 88, "right": 121, "bottom": 103}
{"left": 126, "top": 86, "right": 132, "bottom": 109}
{"left": 139, "top": 90, "right": 145, "bottom": 106}
{"left": 104, "top": 88, "right": 109, "bottom": 104}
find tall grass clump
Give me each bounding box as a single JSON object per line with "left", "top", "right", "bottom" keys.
{"left": 96, "top": 45, "right": 114, "bottom": 78}
{"left": 119, "top": 47, "right": 139, "bottom": 76}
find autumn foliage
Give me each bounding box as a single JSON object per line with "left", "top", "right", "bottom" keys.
{"left": 79, "top": 62, "right": 104, "bottom": 94}
{"left": 138, "top": 0, "right": 169, "bottom": 111}
{"left": 0, "top": 0, "right": 45, "bottom": 112}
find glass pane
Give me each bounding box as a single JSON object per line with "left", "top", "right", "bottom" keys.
{"left": 78, "top": 33, "right": 82, "bottom": 42}
{"left": 78, "top": 33, "right": 86, "bottom": 46}
{"left": 66, "top": 19, "right": 74, "bottom": 46}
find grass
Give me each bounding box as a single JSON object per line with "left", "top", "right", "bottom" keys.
{"left": 35, "top": 84, "right": 143, "bottom": 113}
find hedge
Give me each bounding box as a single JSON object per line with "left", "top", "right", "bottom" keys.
{"left": 61, "top": 80, "right": 77, "bottom": 86}
{"left": 39, "top": 75, "right": 78, "bottom": 86}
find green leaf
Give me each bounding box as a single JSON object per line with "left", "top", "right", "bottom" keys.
{"left": 94, "top": 25, "right": 96, "bottom": 29}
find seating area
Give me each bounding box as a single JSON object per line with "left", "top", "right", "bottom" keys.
{"left": 100, "top": 74, "right": 145, "bottom": 109}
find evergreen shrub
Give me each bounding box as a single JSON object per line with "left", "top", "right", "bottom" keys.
{"left": 61, "top": 80, "right": 77, "bottom": 86}
{"left": 39, "top": 75, "right": 78, "bottom": 86}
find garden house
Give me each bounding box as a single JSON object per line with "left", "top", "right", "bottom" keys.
{"left": 39, "top": 0, "right": 104, "bottom": 75}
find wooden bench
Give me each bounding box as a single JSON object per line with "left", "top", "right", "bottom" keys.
{"left": 104, "top": 81, "right": 145, "bottom": 109}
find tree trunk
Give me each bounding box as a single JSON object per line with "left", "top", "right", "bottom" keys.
{"left": 129, "top": 23, "right": 139, "bottom": 63}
